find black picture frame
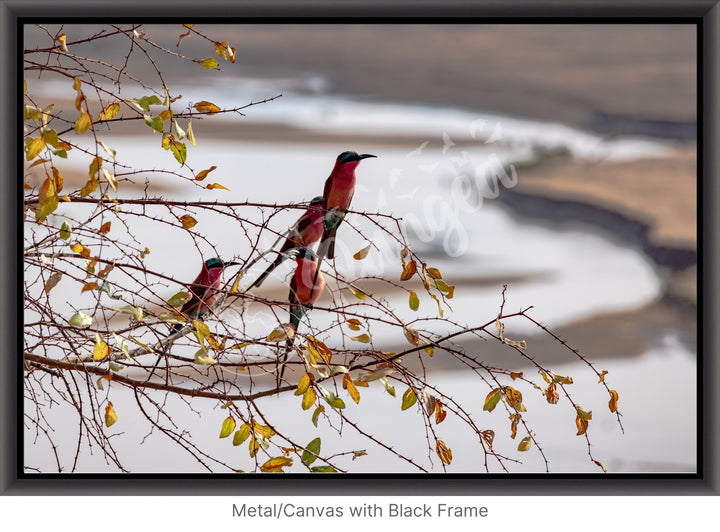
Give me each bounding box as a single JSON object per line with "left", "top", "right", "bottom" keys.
{"left": 4, "top": 0, "right": 717, "bottom": 496}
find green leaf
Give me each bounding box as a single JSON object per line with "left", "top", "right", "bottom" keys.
{"left": 301, "top": 437, "right": 321, "bottom": 466}
{"left": 69, "top": 311, "right": 93, "bottom": 328}
{"left": 323, "top": 391, "right": 345, "bottom": 410}
{"left": 168, "top": 291, "right": 192, "bottom": 308}
{"left": 143, "top": 114, "right": 164, "bottom": 132}
{"left": 219, "top": 416, "right": 236, "bottom": 438}
{"left": 130, "top": 95, "right": 163, "bottom": 112}
{"left": 310, "top": 465, "right": 337, "bottom": 473}
{"left": 170, "top": 140, "right": 187, "bottom": 165}
{"left": 194, "top": 347, "right": 217, "bottom": 365}
{"left": 408, "top": 290, "right": 419, "bottom": 311}
{"left": 59, "top": 221, "right": 72, "bottom": 240}
{"left": 401, "top": 387, "right": 418, "bottom": 411}
{"left": 483, "top": 388, "right": 503, "bottom": 412}
{"left": 382, "top": 378, "right": 396, "bottom": 397}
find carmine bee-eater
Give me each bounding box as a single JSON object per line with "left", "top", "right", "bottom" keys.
{"left": 317, "top": 151, "right": 376, "bottom": 260}
{"left": 279, "top": 248, "right": 326, "bottom": 382}
{"left": 250, "top": 196, "right": 324, "bottom": 289}
{"left": 171, "top": 257, "right": 239, "bottom": 333}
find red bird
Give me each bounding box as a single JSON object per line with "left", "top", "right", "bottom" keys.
{"left": 317, "top": 151, "right": 376, "bottom": 259}
{"left": 279, "top": 248, "right": 326, "bottom": 382}
{"left": 171, "top": 257, "right": 239, "bottom": 333}
{"left": 251, "top": 196, "right": 324, "bottom": 289}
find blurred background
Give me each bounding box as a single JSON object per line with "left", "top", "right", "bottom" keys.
{"left": 24, "top": 24, "right": 697, "bottom": 473}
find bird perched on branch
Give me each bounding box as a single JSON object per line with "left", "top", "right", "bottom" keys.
{"left": 317, "top": 151, "right": 376, "bottom": 259}
{"left": 279, "top": 248, "right": 326, "bottom": 382}
{"left": 171, "top": 257, "right": 239, "bottom": 333}
{"left": 250, "top": 196, "right": 325, "bottom": 289}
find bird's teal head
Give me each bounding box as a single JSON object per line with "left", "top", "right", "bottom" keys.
{"left": 338, "top": 151, "right": 376, "bottom": 164}
{"left": 205, "top": 257, "right": 239, "bottom": 270}
{"left": 309, "top": 196, "right": 324, "bottom": 207}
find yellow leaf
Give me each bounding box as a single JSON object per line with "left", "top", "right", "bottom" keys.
{"left": 219, "top": 416, "right": 236, "bottom": 438}
{"left": 98, "top": 102, "right": 120, "bottom": 121}
{"left": 193, "top": 101, "right": 221, "bottom": 115}
{"left": 74, "top": 112, "right": 92, "bottom": 134}
{"left": 306, "top": 337, "right": 332, "bottom": 363}
{"left": 343, "top": 374, "right": 360, "bottom": 404}
{"left": 25, "top": 137, "right": 46, "bottom": 160}
{"left": 575, "top": 406, "right": 593, "bottom": 420}
{"left": 93, "top": 337, "right": 109, "bottom": 361}
{"left": 349, "top": 333, "right": 370, "bottom": 343}
{"left": 436, "top": 439, "right": 452, "bottom": 465}
{"left": 82, "top": 282, "right": 98, "bottom": 292}
{"left": 349, "top": 287, "right": 366, "bottom": 300}
{"left": 608, "top": 390, "right": 619, "bottom": 413}
{"left": 435, "top": 400, "right": 447, "bottom": 423}
{"left": 353, "top": 244, "right": 371, "bottom": 260}
{"left": 483, "top": 388, "right": 502, "bottom": 412}
{"left": 266, "top": 325, "right": 292, "bottom": 343}
{"left": 101, "top": 167, "right": 118, "bottom": 192}
{"left": 576, "top": 415, "right": 589, "bottom": 435}
{"left": 403, "top": 326, "right": 419, "bottom": 346}
{"left": 260, "top": 456, "right": 293, "bottom": 473}
{"left": 195, "top": 165, "right": 217, "bottom": 181}
{"left": 400, "top": 260, "right": 417, "bottom": 281}
{"left": 214, "top": 40, "right": 236, "bottom": 63}
{"left": 80, "top": 178, "right": 99, "bottom": 197}
{"left": 186, "top": 121, "right": 196, "bottom": 146}
{"left": 301, "top": 388, "right": 316, "bottom": 410}
{"left": 193, "top": 320, "right": 211, "bottom": 345}
{"left": 504, "top": 386, "right": 526, "bottom": 412}
{"left": 295, "top": 373, "right": 313, "bottom": 395}
{"left": 599, "top": 370, "right": 608, "bottom": 383}
{"left": 104, "top": 402, "right": 117, "bottom": 427}
{"left": 510, "top": 371, "right": 523, "bottom": 380}
{"left": 89, "top": 156, "right": 103, "bottom": 178}
{"left": 427, "top": 267, "right": 442, "bottom": 279}
{"left": 73, "top": 77, "right": 82, "bottom": 92}
{"left": 158, "top": 109, "right": 173, "bottom": 121}
{"left": 594, "top": 460, "right": 607, "bottom": 473}
{"left": 401, "top": 387, "right": 417, "bottom": 411}
{"left": 546, "top": 382, "right": 560, "bottom": 404}
{"left": 549, "top": 371, "right": 574, "bottom": 384}
{"left": 346, "top": 318, "right": 362, "bottom": 331}
{"left": 423, "top": 342, "right": 435, "bottom": 356}
{"left": 206, "top": 183, "right": 229, "bottom": 191}
{"left": 233, "top": 423, "right": 251, "bottom": 446}
{"left": 179, "top": 214, "right": 197, "bottom": 229}
{"left": 517, "top": 436, "right": 532, "bottom": 451}
{"left": 51, "top": 166, "right": 64, "bottom": 192}
{"left": 198, "top": 57, "right": 219, "bottom": 69}
{"left": 408, "top": 290, "right": 419, "bottom": 311}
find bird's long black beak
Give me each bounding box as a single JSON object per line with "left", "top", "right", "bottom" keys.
{"left": 359, "top": 154, "right": 376, "bottom": 160}
{"left": 223, "top": 261, "right": 240, "bottom": 267}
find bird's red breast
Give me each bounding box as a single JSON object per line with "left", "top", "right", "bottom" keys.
{"left": 291, "top": 257, "right": 325, "bottom": 305}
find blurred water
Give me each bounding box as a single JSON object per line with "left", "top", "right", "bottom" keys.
{"left": 24, "top": 78, "right": 695, "bottom": 473}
